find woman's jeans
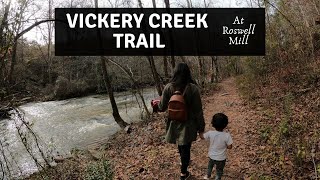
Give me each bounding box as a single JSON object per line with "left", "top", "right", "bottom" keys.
{"left": 178, "top": 143, "right": 191, "bottom": 174}
{"left": 207, "top": 158, "right": 226, "bottom": 180}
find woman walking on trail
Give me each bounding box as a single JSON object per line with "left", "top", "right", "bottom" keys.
{"left": 158, "top": 63, "right": 205, "bottom": 180}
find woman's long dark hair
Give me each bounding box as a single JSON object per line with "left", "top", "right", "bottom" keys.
{"left": 170, "top": 63, "right": 195, "bottom": 91}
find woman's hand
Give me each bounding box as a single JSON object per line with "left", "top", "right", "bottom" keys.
{"left": 151, "top": 97, "right": 161, "bottom": 113}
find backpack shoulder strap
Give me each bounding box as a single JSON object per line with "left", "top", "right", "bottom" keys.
{"left": 182, "top": 83, "right": 190, "bottom": 96}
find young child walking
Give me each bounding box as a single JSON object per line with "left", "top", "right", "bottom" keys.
{"left": 200, "top": 113, "right": 233, "bottom": 180}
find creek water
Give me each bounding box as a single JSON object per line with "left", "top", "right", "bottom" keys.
{"left": 0, "top": 88, "right": 158, "bottom": 178}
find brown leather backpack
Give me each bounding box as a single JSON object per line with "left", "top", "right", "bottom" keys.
{"left": 168, "top": 85, "right": 188, "bottom": 122}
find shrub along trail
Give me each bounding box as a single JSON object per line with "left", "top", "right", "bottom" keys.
{"left": 93, "top": 77, "right": 270, "bottom": 179}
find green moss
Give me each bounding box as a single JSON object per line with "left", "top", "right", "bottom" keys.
{"left": 84, "top": 160, "right": 113, "bottom": 180}
{"left": 260, "top": 125, "right": 271, "bottom": 141}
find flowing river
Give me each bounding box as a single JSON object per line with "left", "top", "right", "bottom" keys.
{"left": 0, "top": 88, "right": 158, "bottom": 178}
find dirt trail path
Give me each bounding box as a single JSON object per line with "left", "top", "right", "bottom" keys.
{"left": 104, "top": 78, "right": 260, "bottom": 179}
{"left": 193, "top": 77, "right": 258, "bottom": 179}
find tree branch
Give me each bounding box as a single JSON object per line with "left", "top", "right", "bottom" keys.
{"left": 264, "top": 0, "right": 296, "bottom": 31}
{"left": 16, "top": 19, "right": 55, "bottom": 40}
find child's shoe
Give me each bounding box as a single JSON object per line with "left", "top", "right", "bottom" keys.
{"left": 203, "top": 175, "right": 211, "bottom": 179}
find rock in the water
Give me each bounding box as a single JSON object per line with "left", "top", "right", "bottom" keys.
{"left": 0, "top": 107, "right": 12, "bottom": 120}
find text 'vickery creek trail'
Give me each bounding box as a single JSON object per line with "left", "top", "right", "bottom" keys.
{"left": 97, "top": 78, "right": 270, "bottom": 179}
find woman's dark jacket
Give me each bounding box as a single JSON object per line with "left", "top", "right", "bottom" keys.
{"left": 159, "top": 83, "right": 205, "bottom": 145}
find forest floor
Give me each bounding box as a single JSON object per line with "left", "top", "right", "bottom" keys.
{"left": 28, "top": 77, "right": 277, "bottom": 180}
{"left": 25, "top": 61, "right": 320, "bottom": 180}
{"left": 86, "top": 77, "right": 271, "bottom": 179}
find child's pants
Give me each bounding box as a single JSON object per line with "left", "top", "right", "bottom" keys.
{"left": 207, "top": 158, "right": 226, "bottom": 180}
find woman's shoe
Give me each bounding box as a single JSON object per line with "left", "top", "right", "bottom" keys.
{"left": 180, "top": 171, "right": 191, "bottom": 180}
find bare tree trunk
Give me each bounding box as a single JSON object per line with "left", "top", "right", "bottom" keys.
{"left": 107, "top": 58, "right": 150, "bottom": 118}
{"left": 8, "top": 19, "right": 55, "bottom": 84}
{"left": 0, "top": 1, "right": 10, "bottom": 48}
{"left": 0, "top": 1, "right": 11, "bottom": 86}
{"left": 137, "top": 0, "right": 143, "bottom": 7}
{"left": 154, "top": 0, "right": 169, "bottom": 82}
{"left": 210, "top": 56, "right": 219, "bottom": 83}
{"left": 8, "top": 39, "right": 18, "bottom": 84}
{"left": 265, "top": 5, "right": 281, "bottom": 59}
{"left": 198, "top": 56, "right": 205, "bottom": 87}
{"left": 94, "top": 0, "right": 129, "bottom": 129}
{"left": 249, "top": 0, "right": 253, "bottom": 7}
{"left": 169, "top": 57, "right": 175, "bottom": 71}
{"left": 9, "top": 2, "right": 23, "bottom": 84}
{"left": 210, "top": 56, "right": 215, "bottom": 83}
{"left": 164, "top": 0, "right": 170, "bottom": 8}
{"left": 186, "top": 0, "right": 192, "bottom": 8}
{"left": 8, "top": 0, "right": 45, "bottom": 84}
{"left": 163, "top": 56, "right": 169, "bottom": 79}
{"left": 47, "top": 0, "right": 53, "bottom": 84}
{"left": 294, "top": 0, "right": 315, "bottom": 60}
{"left": 101, "top": 57, "right": 128, "bottom": 128}
{"left": 264, "top": 0, "right": 296, "bottom": 31}
{"left": 138, "top": 0, "right": 163, "bottom": 96}
{"left": 152, "top": 0, "right": 157, "bottom": 8}
{"left": 203, "top": 0, "right": 208, "bottom": 8}
{"left": 257, "top": 0, "right": 261, "bottom": 7}
{"left": 214, "top": 57, "right": 219, "bottom": 82}
{"left": 180, "top": 56, "right": 186, "bottom": 63}
{"left": 164, "top": 0, "right": 175, "bottom": 70}
{"left": 147, "top": 56, "right": 163, "bottom": 96}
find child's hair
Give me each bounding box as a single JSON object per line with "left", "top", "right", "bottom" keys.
{"left": 211, "top": 113, "right": 228, "bottom": 131}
